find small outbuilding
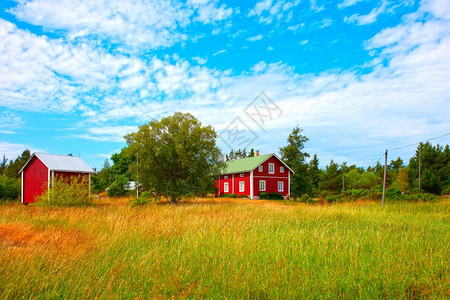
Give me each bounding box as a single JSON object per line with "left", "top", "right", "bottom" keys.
{"left": 216, "top": 152, "right": 294, "bottom": 199}
{"left": 19, "top": 153, "right": 95, "bottom": 204}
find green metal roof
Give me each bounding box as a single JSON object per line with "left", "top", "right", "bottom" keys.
{"left": 222, "top": 153, "right": 274, "bottom": 174}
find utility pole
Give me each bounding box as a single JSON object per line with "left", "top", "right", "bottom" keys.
{"left": 136, "top": 152, "right": 139, "bottom": 198}
{"left": 382, "top": 149, "right": 388, "bottom": 206}
{"left": 418, "top": 144, "right": 421, "bottom": 191}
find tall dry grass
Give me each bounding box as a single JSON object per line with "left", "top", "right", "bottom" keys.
{"left": 0, "top": 198, "right": 448, "bottom": 298}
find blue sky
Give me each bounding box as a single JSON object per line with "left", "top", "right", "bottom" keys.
{"left": 0, "top": 0, "right": 449, "bottom": 170}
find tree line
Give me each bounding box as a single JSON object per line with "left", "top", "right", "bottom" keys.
{"left": 1, "top": 113, "right": 448, "bottom": 202}
{"left": 279, "top": 126, "right": 449, "bottom": 200}
{"left": 0, "top": 150, "right": 31, "bottom": 201}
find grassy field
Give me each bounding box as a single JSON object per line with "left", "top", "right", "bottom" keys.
{"left": 0, "top": 197, "right": 448, "bottom": 299}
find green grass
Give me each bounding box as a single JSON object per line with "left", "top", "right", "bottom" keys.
{"left": 0, "top": 198, "right": 448, "bottom": 298}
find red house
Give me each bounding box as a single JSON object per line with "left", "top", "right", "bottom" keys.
{"left": 19, "top": 153, "right": 95, "bottom": 204}
{"left": 216, "top": 153, "right": 294, "bottom": 199}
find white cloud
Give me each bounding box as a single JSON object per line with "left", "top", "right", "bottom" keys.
{"left": 189, "top": 0, "right": 233, "bottom": 24}
{"left": 320, "top": 18, "right": 333, "bottom": 28}
{"left": 248, "top": 0, "right": 301, "bottom": 24}
{"left": 247, "top": 34, "right": 263, "bottom": 41}
{"left": 0, "top": 141, "right": 42, "bottom": 160}
{"left": 344, "top": 2, "right": 387, "bottom": 25}
{"left": 9, "top": 0, "right": 233, "bottom": 50}
{"left": 76, "top": 125, "right": 138, "bottom": 142}
{"left": 421, "top": 0, "right": 450, "bottom": 20}
{"left": 310, "top": 0, "right": 325, "bottom": 12}
{"left": 338, "top": 0, "right": 364, "bottom": 9}
{"left": 0, "top": 111, "right": 22, "bottom": 134}
{"left": 192, "top": 56, "right": 208, "bottom": 64}
{"left": 213, "top": 49, "right": 226, "bottom": 56}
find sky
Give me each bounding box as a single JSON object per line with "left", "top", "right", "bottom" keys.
{"left": 0, "top": 0, "right": 449, "bottom": 170}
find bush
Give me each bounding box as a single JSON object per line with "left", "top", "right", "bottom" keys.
{"left": 398, "top": 192, "right": 437, "bottom": 202}
{"left": 130, "top": 197, "right": 151, "bottom": 207}
{"left": 0, "top": 175, "right": 20, "bottom": 202}
{"left": 325, "top": 194, "right": 343, "bottom": 203}
{"left": 38, "top": 175, "right": 91, "bottom": 207}
{"left": 259, "top": 192, "right": 268, "bottom": 199}
{"left": 227, "top": 193, "right": 238, "bottom": 198}
{"left": 130, "top": 191, "right": 159, "bottom": 207}
{"left": 299, "top": 194, "right": 310, "bottom": 203}
{"left": 268, "top": 192, "right": 284, "bottom": 200}
{"left": 239, "top": 194, "right": 249, "bottom": 198}
{"left": 386, "top": 187, "right": 402, "bottom": 200}
{"left": 442, "top": 186, "right": 450, "bottom": 196}
{"left": 367, "top": 191, "right": 382, "bottom": 201}
{"left": 107, "top": 175, "right": 129, "bottom": 197}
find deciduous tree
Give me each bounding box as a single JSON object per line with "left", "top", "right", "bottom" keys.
{"left": 125, "top": 112, "right": 224, "bottom": 203}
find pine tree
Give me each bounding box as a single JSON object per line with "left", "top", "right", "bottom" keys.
{"left": 279, "top": 126, "right": 311, "bottom": 197}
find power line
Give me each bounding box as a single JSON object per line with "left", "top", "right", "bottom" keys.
{"left": 370, "top": 153, "right": 385, "bottom": 168}
{"left": 389, "top": 132, "right": 450, "bottom": 151}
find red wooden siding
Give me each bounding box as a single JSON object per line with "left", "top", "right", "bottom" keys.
{"left": 22, "top": 157, "right": 92, "bottom": 204}
{"left": 216, "top": 155, "right": 292, "bottom": 199}
{"left": 216, "top": 172, "right": 250, "bottom": 196}
{"left": 23, "top": 156, "right": 48, "bottom": 204}
{"left": 252, "top": 156, "right": 290, "bottom": 198}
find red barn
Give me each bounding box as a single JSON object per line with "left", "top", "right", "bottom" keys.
{"left": 216, "top": 153, "right": 294, "bottom": 199}
{"left": 19, "top": 153, "right": 94, "bottom": 204}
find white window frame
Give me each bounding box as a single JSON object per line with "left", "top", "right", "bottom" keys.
{"left": 239, "top": 181, "right": 245, "bottom": 192}
{"left": 269, "top": 163, "right": 274, "bottom": 174}
{"left": 278, "top": 181, "right": 284, "bottom": 192}
{"left": 280, "top": 166, "right": 284, "bottom": 173}
{"left": 258, "top": 165, "right": 263, "bottom": 172}
{"left": 224, "top": 182, "right": 229, "bottom": 193}
{"left": 240, "top": 174, "right": 244, "bottom": 177}
{"left": 259, "top": 180, "right": 266, "bottom": 191}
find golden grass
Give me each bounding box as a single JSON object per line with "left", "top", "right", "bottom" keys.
{"left": 0, "top": 197, "right": 448, "bottom": 298}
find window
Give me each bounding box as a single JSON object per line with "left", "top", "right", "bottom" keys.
{"left": 259, "top": 180, "right": 266, "bottom": 191}
{"left": 224, "top": 175, "right": 228, "bottom": 179}
{"left": 258, "top": 165, "right": 263, "bottom": 172}
{"left": 280, "top": 166, "right": 284, "bottom": 173}
{"left": 224, "top": 182, "right": 229, "bottom": 193}
{"left": 239, "top": 181, "right": 245, "bottom": 192}
{"left": 269, "top": 163, "right": 274, "bottom": 174}
{"left": 278, "top": 181, "right": 284, "bottom": 192}
{"left": 240, "top": 174, "right": 244, "bottom": 177}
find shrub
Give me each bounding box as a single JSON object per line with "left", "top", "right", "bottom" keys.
{"left": 107, "top": 174, "right": 129, "bottom": 197}
{"left": 325, "top": 194, "right": 343, "bottom": 203}
{"left": 130, "top": 191, "right": 159, "bottom": 207}
{"left": 367, "top": 191, "right": 382, "bottom": 201}
{"left": 441, "top": 186, "right": 450, "bottom": 196}
{"left": 299, "top": 194, "right": 310, "bottom": 203}
{"left": 239, "top": 194, "right": 249, "bottom": 198}
{"left": 269, "top": 192, "right": 284, "bottom": 200}
{"left": 399, "top": 192, "right": 437, "bottom": 202}
{"left": 259, "top": 192, "right": 268, "bottom": 199}
{"left": 130, "top": 197, "right": 151, "bottom": 207}
{"left": 0, "top": 175, "right": 20, "bottom": 202}
{"left": 38, "top": 175, "right": 91, "bottom": 207}
{"left": 227, "top": 193, "right": 238, "bottom": 198}
{"left": 386, "top": 187, "right": 402, "bottom": 200}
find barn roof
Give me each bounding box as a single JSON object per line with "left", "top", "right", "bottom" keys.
{"left": 221, "top": 153, "right": 294, "bottom": 174}
{"left": 19, "top": 153, "right": 95, "bottom": 174}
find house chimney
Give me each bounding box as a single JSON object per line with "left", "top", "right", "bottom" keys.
{"left": 255, "top": 150, "right": 259, "bottom": 157}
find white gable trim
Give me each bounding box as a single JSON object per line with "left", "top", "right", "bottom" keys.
{"left": 250, "top": 154, "right": 295, "bottom": 174}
